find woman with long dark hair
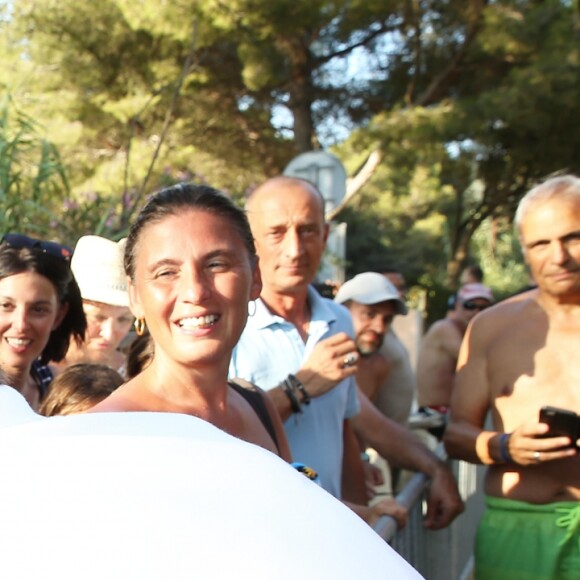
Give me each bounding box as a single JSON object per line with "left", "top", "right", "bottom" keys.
{"left": 0, "top": 235, "right": 86, "bottom": 409}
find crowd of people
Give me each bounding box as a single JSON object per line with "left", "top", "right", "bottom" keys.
{"left": 1, "top": 173, "right": 579, "bottom": 579}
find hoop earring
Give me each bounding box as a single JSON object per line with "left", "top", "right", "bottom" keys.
{"left": 134, "top": 318, "right": 146, "bottom": 336}
{"left": 248, "top": 300, "right": 256, "bottom": 317}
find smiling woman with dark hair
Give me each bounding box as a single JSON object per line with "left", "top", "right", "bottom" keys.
{"left": 0, "top": 234, "right": 87, "bottom": 409}
{"left": 89, "top": 183, "right": 291, "bottom": 460}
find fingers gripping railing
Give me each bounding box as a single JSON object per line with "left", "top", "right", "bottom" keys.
{"left": 372, "top": 442, "right": 480, "bottom": 580}
{"left": 373, "top": 442, "right": 448, "bottom": 542}
{"left": 373, "top": 469, "right": 429, "bottom": 541}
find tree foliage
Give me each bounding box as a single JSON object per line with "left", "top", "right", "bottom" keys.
{"left": 335, "top": 0, "right": 579, "bottom": 291}
{"left": 0, "top": 96, "right": 69, "bottom": 237}
{"left": 3, "top": 0, "right": 410, "bottom": 199}
{"left": 0, "top": 0, "right": 577, "bottom": 296}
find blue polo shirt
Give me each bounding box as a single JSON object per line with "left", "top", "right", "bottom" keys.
{"left": 229, "top": 286, "right": 360, "bottom": 498}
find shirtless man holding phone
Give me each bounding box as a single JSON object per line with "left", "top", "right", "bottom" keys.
{"left": 445, "top": 175, "right": 580, "bottom": 580}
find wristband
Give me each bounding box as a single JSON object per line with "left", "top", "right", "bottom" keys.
{"left": 498, "top": 432, "right": 513, "bottom": 463}
{"left": 280, "top": 378, "right": 302, "bottom": 414}
{"left": 287, "top": 374, "right": 311, "bottom": 405}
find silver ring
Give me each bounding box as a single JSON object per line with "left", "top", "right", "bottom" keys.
{"left": 342, "top": 354, "right": 357, "bottom": 368}
{"left": 533, "top": 451, "right": 541, "bottom": 462}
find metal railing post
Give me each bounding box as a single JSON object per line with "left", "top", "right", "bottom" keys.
{"left": 371, "top": 440, "right": 482, "bottom": 579}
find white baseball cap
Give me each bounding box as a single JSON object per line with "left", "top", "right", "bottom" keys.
{"left": 334, "top": 272, "right": 408, "bottom": 315}
{"left": 71, "top": 235, "right": 129, "bottom": 307}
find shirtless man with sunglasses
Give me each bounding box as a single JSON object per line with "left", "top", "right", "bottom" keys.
{"left": 416, "top": 283, "right": 494, "bottom": 437}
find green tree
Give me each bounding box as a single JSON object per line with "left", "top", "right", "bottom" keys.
{"left": 334, "top": 0, "right": 579, "bottom": 293}
{"left": 0, "top": 96, "right": 69, "bottom": 238}
{"left": 1, "top": 0, "right": 578, "bottom": 296}
{"left": 5, "top": 0, "right": 290, "bottom": 201}
{"left": 198, "top": 0, "right": 399, "bottom": 151}
{"left": 4, "top": 0, "right": 409, "bottom": 198}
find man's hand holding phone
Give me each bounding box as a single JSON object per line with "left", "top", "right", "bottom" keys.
{"left": 499, "top": 407, "right": 579, "bottom": 466}
{"left": 538, "top": 406, "right": 580, "bottom": 449}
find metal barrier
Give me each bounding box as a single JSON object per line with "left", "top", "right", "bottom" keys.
{"left": 372, "top": 441, "right": 484, "bottom": 580}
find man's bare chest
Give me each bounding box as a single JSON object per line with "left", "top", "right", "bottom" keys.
{"left": 487, "top": 325, "right": 580, "bottom": 423}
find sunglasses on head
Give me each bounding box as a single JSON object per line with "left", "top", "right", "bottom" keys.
{"left": 462, "top": 300, "right": 490, "bottom": 311}
{"left": 1, "top": 233, "right": 72, "bottom": 262}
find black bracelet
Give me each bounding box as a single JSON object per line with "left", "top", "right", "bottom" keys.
{"left": 280, "top": 378, "right": 302, "bottom": 414}
{"left": 287, "top": 374, "right": 311, "bottom": 405}
{"left": 498, "top": 432, "right": 513, "bottom": 463}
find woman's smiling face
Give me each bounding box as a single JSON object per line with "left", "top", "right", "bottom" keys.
{"left": 128, "top": 209, "right": 261, "bottom": 369}
{"left": 0, "top": 271, "right": 65, "bottom": 372}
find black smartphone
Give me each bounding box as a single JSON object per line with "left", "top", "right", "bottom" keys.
{"left": 539, "top": 406, "right": 579, "bottom": 447}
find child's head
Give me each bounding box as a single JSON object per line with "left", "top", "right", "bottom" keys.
{"left": 39, "top": 363, "right": 123, "bottom": 416}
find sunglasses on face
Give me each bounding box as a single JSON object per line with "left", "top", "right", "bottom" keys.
{"left": 1, "top": 233, "right": 72, "bottom": 262}
{"left": 462, "top": 300, "right": 490, "bottom": 311}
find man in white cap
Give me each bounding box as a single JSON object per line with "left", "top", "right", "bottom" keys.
{"left": 416, "top": 282, "right": 494, "bottom": 435}
{"left": 55, "top": 235, "right": 134, "bottom": 375}
{"left": 334, "top": 273, "right": 407, "bottom": 402}
{"left": 335, "top": 273, "right": 413, "bottom": 497}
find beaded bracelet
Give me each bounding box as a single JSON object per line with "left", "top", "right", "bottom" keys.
{"left": 281, "top": 378, "right": 302, "bottom": 414}
{"left": 287, "top": 374, "right": 311, "bottom": 405}
{"left": 498, "top": 432, "right": 513, "bottom": 463}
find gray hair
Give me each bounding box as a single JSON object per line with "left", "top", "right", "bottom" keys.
{"left": 515, "top": 175, "right": 580, "bottom": 235}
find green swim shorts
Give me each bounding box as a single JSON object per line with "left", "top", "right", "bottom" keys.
{"left": 476, "top": 496, "right": 580, "bottom": 580}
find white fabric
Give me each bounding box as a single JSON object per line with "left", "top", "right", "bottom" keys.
{"left": 0, "top": 386, "right": 45, "bottom": 427}
{"left": 0, "top": 386, "right": 422, "bottom": 579}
